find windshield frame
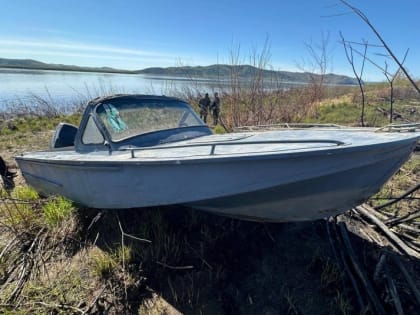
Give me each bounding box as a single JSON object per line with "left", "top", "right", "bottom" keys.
{"left": 95, "top": 98, "right": 206, "bottom": 143}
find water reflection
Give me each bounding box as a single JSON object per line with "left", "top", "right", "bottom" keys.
{"left": 0, "top": 68, "right": 300, "bottom": 111}
{"left": 0, "top": 68, "right": 224, "bottom": 109}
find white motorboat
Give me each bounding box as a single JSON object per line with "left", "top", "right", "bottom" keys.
{"left": 15, "top": 94, "right": 420, "bottom": 222}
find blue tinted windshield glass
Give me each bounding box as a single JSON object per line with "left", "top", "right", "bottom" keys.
{"left": 96, "top": 99, "right": 203, "bottom": 141}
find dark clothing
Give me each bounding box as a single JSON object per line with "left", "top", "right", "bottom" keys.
{"left": 198, "top": 95, "right": 211, "bottom": 123}
{"left": 210, "top": 95, "right": 221, "bottom": 125}
{"left": 0, "top": 156, "right": 16, "bottom": 190}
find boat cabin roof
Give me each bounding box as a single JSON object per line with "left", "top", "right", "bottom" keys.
{"left": 85, "top": 94, "right": 184, "bottom": 108}
{"left": 57, "top": 94, "right": 213, "bottom": 153}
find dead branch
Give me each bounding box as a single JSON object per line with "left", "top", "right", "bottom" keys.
{"left": 339, "top": 32, "right": 367, "bottom": 126}
{"left": 82, "top": 284, "right": 108, "bottom": 315}
{"left": 155, "top": 261, "right": 194, "bottom": 270}
{"left": 373, "top": 253, "right": 387, "bottom": 282}
{"left": 32, "top": 301, "right": 84, "bottom": 314}
{"left": 391, "top": 255, "right": 420, "bottom": 307}
{"left": 327, "top": 219, "right": 366, "bottom": 310}
{"left": 117, "top": 217, "right": 128, "bottom": 301}
{"left": 339, "top": 0, "right": 420, "bottom": 94}
{"left": 365, "top": 208, "right": 420, "bottom": 234}
{"left": 386, "top": 210, "right": 420, "bottom": 227}
{"left": 117, "top": 217, "right": 151, "bottom": 243}
{"left": 383, "top": 50, "right": 409, "bottom": 123}
{"left": 375, "top": 183, "right": 420, "bottom": 211}
{"left": 384, "top": 263, "right": 404, "bottom": 315}
{"left": 396, "top": 224, "right": 420, "bottom": 235}
{"left": 186, "top": 242, "right": 213, "bottom": 270}
{"left": 338, "top": 220, "right": 386, "bottom": 315}
{"left": 355, "top": 205, "right": 420, "bottom": 259}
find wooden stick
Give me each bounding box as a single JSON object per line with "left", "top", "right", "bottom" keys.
{"left": 326, "top": 219, "right": 341, "bottom": 269}
{"left": 384, "top": 263, "right": 404, "bottom": 315}
{"left": 368, "top": 205, "right": 420, "bottom": 233}
{"left": 186, "top": 242, "right": 213, "bottom": 271}
{"left": 386, "top": 210, "right": 420, "bottom": 227}
{"left": 155, "top": 261, "right": 194, "bottom": 270}
{"left": 117, "top": 217, "right": 128, "bottom": 302}
{"left": 338, "top": 221, "right": 386, "bottom": 315}
{"left": 373, "top": 254, "right": 387, "bottom": 282}
{"left": 396, "top": 224, "right": 420, "bottom": 235}
{"left": 82, "top": 284, "right": 107, "bottom": 315}
{"left": 375, "top": 183, "right": 420, "bottom": 210}
{"left": 328, "top": 220, "right": 366, "bottom": 310}
{"left": 34, "top": 301, "right": 84, "bottom": 314}
{"left": 356, "top": 206, "right": 420, "bottom": 259}
{"left": 399, "top": 232, "right": 420, "bottom": 248}
{"left": 360, "top": 203, "right": 420, "bottom": 233}
{"left": 391, "top": 255, "right": 420, "bottom": 307}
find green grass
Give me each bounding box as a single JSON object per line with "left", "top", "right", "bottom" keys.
{"left": 115, "top": 245, "right": 132, "bottom": 264}
{"left": 21, "top": 270, "right": 92, "bottom": 314}
{"left": 0, "top": 113, "right": 81, "bottom": 136}
{"left": 89, "top": 248, "right": 118, "bottom": 278}
{"left": 11, "top": 185, "right": 39, "bottom": 200}
{"left": 213, "top": 124, "right": 226, "bottom": 134}
{"left": 0, "top": 186, "right": 41, "bottom": 229}
{"left": 370, "top": 155, "right": 419, "bottom": 214}
{"left": 42, "top": 195, "right": 74, "bottom": 227}
{"left": 304, "top": 101, "right": 391, "bottom": 126}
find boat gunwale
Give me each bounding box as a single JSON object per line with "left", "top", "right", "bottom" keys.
{"left": 123, "top": 138, "right": 346, "bottom": 158}
{"left": 15, "top": 136, "right": 418, "bottom": 167}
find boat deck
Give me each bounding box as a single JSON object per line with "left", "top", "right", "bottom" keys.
{"left": 18, "top": 128, "right": 420, "bottom": 163}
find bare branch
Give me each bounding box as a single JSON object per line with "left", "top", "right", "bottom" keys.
{"left": 340, "top": 32, "right": 366, "bottom": 126}
{"left": 339, "top": 0, "right": 420, "bottom": 94}
{"left": 341, "top": 39, "right": 384, "bottom": 48}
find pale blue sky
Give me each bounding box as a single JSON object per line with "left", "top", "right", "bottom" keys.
{"left": 0, "top": 0, "right": 419, "bottom": 81}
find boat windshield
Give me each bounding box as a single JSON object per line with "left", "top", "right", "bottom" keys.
{"left": 96, "top": 99, "right": 204, "bottom": 141}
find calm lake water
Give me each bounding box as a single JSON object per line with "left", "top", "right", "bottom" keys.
{"left": 0, "top": 68, "right": 226, "bottom": 111}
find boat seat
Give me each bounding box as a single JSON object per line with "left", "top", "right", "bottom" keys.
{"left": 51, "top": 123, "right": 78, "bottom": 148}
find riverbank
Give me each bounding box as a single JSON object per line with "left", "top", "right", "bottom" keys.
{"left": 0, "top": 124, "right": 418, "bottom": 314}
{"left": 0, "top": 85, "right": 419, "bottom": 314}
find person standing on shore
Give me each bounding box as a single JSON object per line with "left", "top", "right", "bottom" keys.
{"left": 198, "top": 93, "right": 211, "bottom": 123}
{"left": 211, "top": 92, "right": 221, "bottom": 125}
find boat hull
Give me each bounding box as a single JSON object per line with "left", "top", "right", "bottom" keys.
{"left": 16, "top": 134, "right": 418, "bottom": 222}
{"left": 187, "top": 153, "right": 408, "bottom": 221}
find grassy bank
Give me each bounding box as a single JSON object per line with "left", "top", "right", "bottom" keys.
{"left": 0, "top": 83, "right": 419, "bottom": 314}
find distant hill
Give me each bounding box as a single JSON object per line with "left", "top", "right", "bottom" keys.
{"left": 0, "top": 58, "right": 132, "bottom": 74}
{"left": 0, "top": 58, "right": 357, "bottom": 85}
{"left": 137, "top": 64, "right": 358, "bottom": 85}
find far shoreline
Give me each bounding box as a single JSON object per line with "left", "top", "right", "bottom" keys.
{"left": 0, "top": 65, "right": 136, "bottom": 75}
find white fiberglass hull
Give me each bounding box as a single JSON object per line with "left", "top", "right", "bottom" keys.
{"left": 16, "top": 129, "right": 420, "bottom": 222}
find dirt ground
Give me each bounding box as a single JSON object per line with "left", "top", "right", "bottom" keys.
{"left": 81, "top": 204, "right": 419, "bottom": 315}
